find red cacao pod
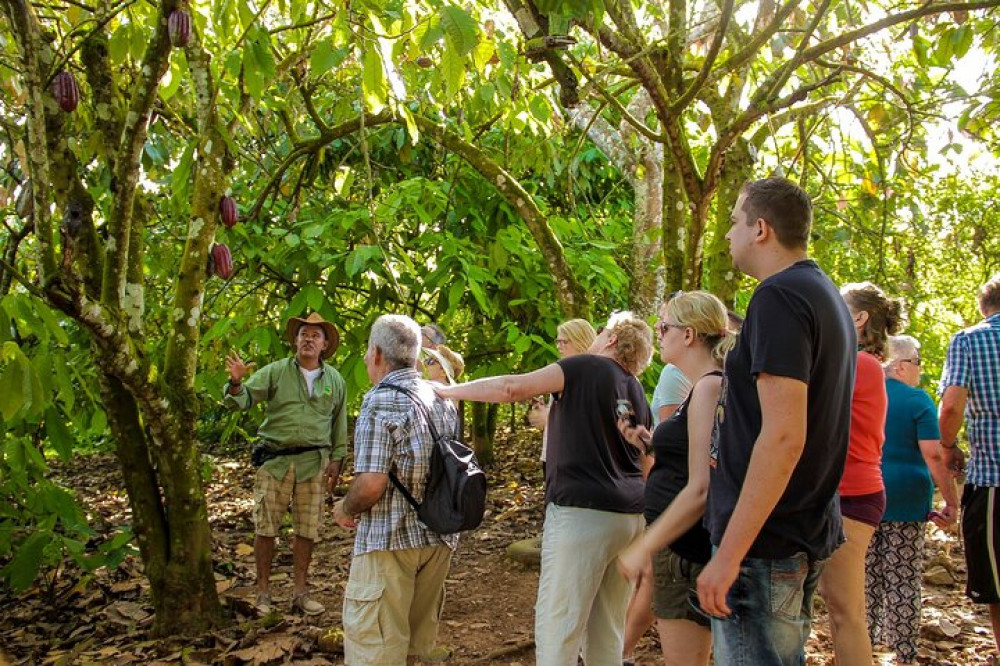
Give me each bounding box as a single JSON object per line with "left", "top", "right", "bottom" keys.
{"left": 168, "top": 9, "right": 191, "bottom": 47}
{"left": 219, "top": 195, "right": 238, "bottom": 229}
{"left": 52, "top": 71, "right": 80, "bottom": 112}
{"left": 210, "top": 243, "right": 234, "bottom": 279}
{"left": 15, "top": 181, "right": 33, "bottom": 219}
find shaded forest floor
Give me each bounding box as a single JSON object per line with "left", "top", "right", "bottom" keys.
{"left": 1, "top": 428, "right": 996, "bottom": 665}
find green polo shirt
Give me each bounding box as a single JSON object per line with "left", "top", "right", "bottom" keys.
{"left": 224, "top": 357, "right": 348, "bottom": 481}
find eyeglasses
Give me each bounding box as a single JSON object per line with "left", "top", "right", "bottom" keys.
{"left": 900, "top": 357, "right": 922, "bottom": 367}
{"left": 656, "top": 321, "right": 686, "bottom": 337}
{"left": 555, "top": 338, "right": 569, "bottom": 345}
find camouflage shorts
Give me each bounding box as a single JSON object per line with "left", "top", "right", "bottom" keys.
{"left": 253, "top": 466, "right": 324, "bottom": 541}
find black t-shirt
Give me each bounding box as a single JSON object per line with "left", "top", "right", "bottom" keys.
{"left": 644, "top": 372, "right": 720, "bottom": 564}
{"left": 706, "top": 260, "right": 856, "bottom": 560}
{"left": 545, "top": 354, "right": 650, "bottom": 514}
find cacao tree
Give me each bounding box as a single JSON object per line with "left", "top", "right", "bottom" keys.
{"left": 1, "top": 0, "right": 230, "bottom": 633}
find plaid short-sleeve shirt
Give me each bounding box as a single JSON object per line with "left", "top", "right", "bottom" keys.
{"left": 939, "top": 312, "right": 1000, "bottom": 486}
{"left": 352, "top": 368, "right": 460, "bottom": 556}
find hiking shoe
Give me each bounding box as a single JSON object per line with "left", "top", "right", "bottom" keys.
{"left": 421, "top": 646, "right": 452, "bottom": 663}
{"left": 255, "top": 592, "right": 272, "bottom": 615}
{"left": 292, "top": 592, "right": 325, "bottom": 616}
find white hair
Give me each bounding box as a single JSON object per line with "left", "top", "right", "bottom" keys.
{"left": 369, "top": 315, "right": 421, "bottom": 370}
{"left": 886, "top": 335, "right": 920, "bottom": 366}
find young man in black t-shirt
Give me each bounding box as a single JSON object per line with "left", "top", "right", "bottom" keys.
{"left": 696, "top": 178, "right": 856, "bottom": 665}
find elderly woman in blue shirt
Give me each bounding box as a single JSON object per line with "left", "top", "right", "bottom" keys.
{"left": 865, "top": 335, "right": 959, "bottom": 664}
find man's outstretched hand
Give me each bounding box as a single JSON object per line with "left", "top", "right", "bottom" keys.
{"left": 225, "top": 351, "right": 256, "bottom": 383}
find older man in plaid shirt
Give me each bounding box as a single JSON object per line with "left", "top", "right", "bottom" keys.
{"left": 334, "top": 314, "right": 458, "bottom": 665}
{"left": 939, "top": 274, "right": 1000, "bottom": 651}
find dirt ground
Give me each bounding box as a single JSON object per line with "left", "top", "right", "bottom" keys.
{"left": 1, "top": 432, "right": 996, "bottom": 665}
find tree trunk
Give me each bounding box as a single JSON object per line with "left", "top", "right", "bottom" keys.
{"left": 97, "top": 365, "right": 223, "bottom": 636}
{"left": 702, "top": 137, "right": 755, "bottom": 305}
{"left": 471, "top": 401, "right": 498, "bottom": 467}
{"left": 661, "top": 163, "right": 688, "bottom": 292}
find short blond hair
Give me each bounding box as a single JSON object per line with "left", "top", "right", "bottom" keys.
{"left": 663, "top": 291, "right": 736, "bottom": 364}
{"left": 558, "top": 319, "right": 597, "bottom": 355}
{"left": 606, "top": 311, "right": 653, "bottom": 376}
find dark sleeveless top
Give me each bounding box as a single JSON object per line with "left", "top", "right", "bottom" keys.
{"left": 643, "top": 371, "right": 722, "bottom": 564}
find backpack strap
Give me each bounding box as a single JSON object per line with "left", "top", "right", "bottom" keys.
{"left": 379, "top": 382, "right": 443, "bottom": 443}
{"left": 379, "top": 381, "right": 441, "bottom": 511}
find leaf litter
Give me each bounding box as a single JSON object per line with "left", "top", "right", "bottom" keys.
{"left": 0, "top": 427, "right": 995, "bottom": 664}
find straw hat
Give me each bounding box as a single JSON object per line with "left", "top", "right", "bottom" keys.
{"left": 423, "top": 345, "right": 464, "bottom": 383}
{"left": 285, "top": 312, "right": 339, "bottom": 359}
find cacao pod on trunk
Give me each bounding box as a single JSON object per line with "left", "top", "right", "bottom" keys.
{"left": 210, "top": 243, "right": 234, "bottom": 279}
{"left": 53, "top": 71, "right": 80, "bottom": 112}
{"left": 15, "top": 181, "right": 33, "bottom": 219}
{"left": 168, "top": 9, "right": 191, "bottom": 47}
{"left": 219, "top": 195, "right": 238, "bottom": 228}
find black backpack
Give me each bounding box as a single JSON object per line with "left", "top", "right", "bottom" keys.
{"left": 381, "top": 383, "right": 487, "bottom": 534}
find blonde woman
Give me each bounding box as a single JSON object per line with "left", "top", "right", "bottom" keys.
{"left": 527, "top": 319, "right": 597, "bottom": 466}
{"left": 617, "top": 292, "right": 734, "bottom": 666}
{"left": 437, "top": 312, "right": 653, "bottom": 664}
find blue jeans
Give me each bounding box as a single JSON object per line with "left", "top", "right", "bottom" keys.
{"left": 711, "top": 552, "right": 825, "bottom": 666}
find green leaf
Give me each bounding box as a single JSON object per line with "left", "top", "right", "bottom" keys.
{"left": 346, "top": 245, "right": 379, "bottom": 277}
{"left": 10, "top": 294, "right": 47, "bottom": 341}
{"left": 310, "top": 39, "right": 348, "bottom": 76}
{"left": 418, "top": 21, "right": 444, "bottom": 51}
{"left": 32, "top": 300, "right": 68, "bottom": 346}
{"left": 529, "top": 95, "right": 551, "bottom": 123}
{"left": 439, "top": 6, "right": 478, "bottom": 56}
{"left": 952, "top": 25, "right": 973, "bottom": 59}
{"left": 109, "top": 25, "right": 130, "bottom": 65}
{"left": 0, "top": 342, "right": 31, "bottom": 421}
{"left": 160, "top": 51, "right": 186, "bottom": 101}
{"left": 400, "top": 106, "right": 420, "bottom": 145}
{"left": 243, "top": 28, "right": 277, "bottom": 98}
{"left": 0, "top": 361, "right": 25, "bottom": 421}
{"left": 362, "top": 47, "right": 387, "bottom": 114}
{"left": 52, "top": 358, "right": 75, "bottom": 410}
{"left": 3, "top": 531, "right": 50, "bottom": 591}
{"left": 440, "top": 47, "right": 465, "bottom": 100}
{"left": 171, "top": 141, "right": 196, "bottom": 213}
{"left": 304, "top": 285, "right": 325, "bottom": 312}
{"left": 471, "top": 40, "right": 494, "bottom": 73}
{"left": 448, "top": 280, "right": 465, "bottom": 309}
{"left": 45, "top": 408, "right": 75, "bottom": 462}
{"left": 89, "top": 408, "right": 107, "bottom": 437}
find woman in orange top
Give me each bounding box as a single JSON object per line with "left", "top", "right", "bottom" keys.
{"left": 819, "top": 282, "right": 903, "bottom": 666}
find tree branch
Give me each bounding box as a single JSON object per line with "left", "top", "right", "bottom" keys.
{"left": 710, "top": 0, "right": 801, "bottom": 83}
{"left": 670, "top": 0, "right": 734, "bottom": 113}
{"left": 2, "top": 0, "right": 57, "bottom": 280}
{"left": 101, "top": 0, "right": 180, "bottom": 308}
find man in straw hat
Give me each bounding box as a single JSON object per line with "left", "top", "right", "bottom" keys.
{"left": 224, "top": 312, "right": 348, "bottom": 616}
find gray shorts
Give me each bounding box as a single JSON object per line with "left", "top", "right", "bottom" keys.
{"left": 651, "top": 547, "right": 710, "bottom": 627}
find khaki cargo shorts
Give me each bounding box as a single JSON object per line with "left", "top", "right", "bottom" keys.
{"left": 253, "top": 466, "right": 324, "bottom": 541}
